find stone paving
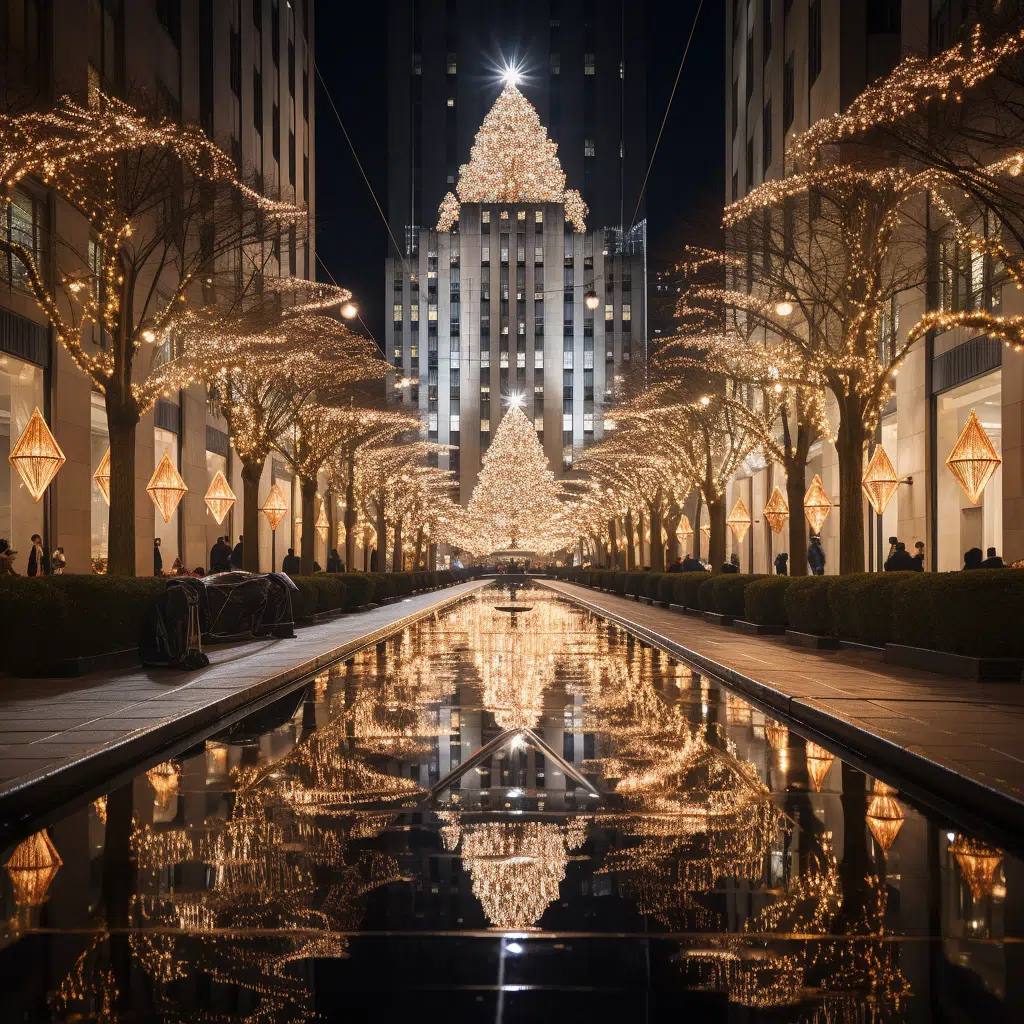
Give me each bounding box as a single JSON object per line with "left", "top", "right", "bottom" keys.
{"left": 0, "top": 580, "right": 488, "bottom": 825}
{"left": 542, "top": 580, "right": 1024, "bottom": 831}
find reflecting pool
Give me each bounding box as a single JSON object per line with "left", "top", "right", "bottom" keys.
{"left": 1, "top": 583, "right": 1020, "bottom": 1021}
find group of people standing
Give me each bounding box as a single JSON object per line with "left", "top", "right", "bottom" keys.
{"left": 0, "top": 535, "right": 65, "bottom": 577}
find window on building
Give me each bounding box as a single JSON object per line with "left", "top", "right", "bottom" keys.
{"left": 746, "top": 32, "right": 754, "bottom": 98}
{"left": 1, "top": 187, "right": 46, "bottom": 290}
{"left": 584, "top": 138, "right": 595, "bottom": 157}
{"left": 550, "top": 53, "right": 560, "bottom": 74}
{"left": 762, "top": 99, "right": 772, "bottom": 169}
{"left": 622, "top": 303, "right": 631, "bottom": 321}
{"left": 732, "top": 170, "right": 739, "bottom": 201}
{"left": 867, "top": 0, "right": 901, "bottom": 34}
{"left": 783, "top": 54, "right": 794, "bottom": 131}
{"left": 584, "top": 53, "right": 595, "bottom": 74}
{"left": 746, "top": 136, "right": 754, "bottom": 186}
{"left": 809, "top": 0, "right": 822, "bottom": 85}
{"left": 731, "top": 77, "right": 739, "bottom": 137}
{"left": 763, "top": 0, "right": 772, "bottom": 59}
{"left": 446, "top": 53, "right": 456, "bottom": 74}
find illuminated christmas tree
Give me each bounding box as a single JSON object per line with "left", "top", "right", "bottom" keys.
{"left": 465, "top": 404, "right": 569, "bottom": 554}
{"left": 436, "top": 80, "right": 587, "bottom": 232}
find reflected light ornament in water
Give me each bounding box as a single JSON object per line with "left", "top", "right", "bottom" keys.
{"left": 761, "top": 486, "right": 789, "bottom": 535}
{"left": 764, "top": 720, "right": 789, "bottom": 752}
{"left": 866, "top": 780, "right": 905, "bottom": 854}
{"left": 4, "top": 829, "right": 62, "bottom": 906}
{"left": 146, "top": 762, "right": 181, "bottom": 808}
{"left": 203, "top": 470, "right": 236, "bottom": 525}
{"left": 862, "top": 444, "right": 900, "bottom": 516}
{"left": 726, "top": 497, "right": 752, "bottom": 543}
{"left": 803, "top": 474, "right": 832, "bottom": 534}
{"left": 146, "top": 453, "right": 187, "bottom": 524}
{"left": 945, "top": 409, "right": 1001, "bottom": 505}
{"left": 8, "top": 407, "right": 66, "bottom": 501}
{"left": 260, "top": 482, "right": 288, "bottom": 531}
{"left": 93, "top": 447, "right": 111, "bottom": 506}
{"left": 805, "top": 742, "right": 835, "bottom": 792}
{"left": 949, "top": 834, "right": 1004, "bottom": 900}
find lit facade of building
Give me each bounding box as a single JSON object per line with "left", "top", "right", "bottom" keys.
{"left": 0, "top": 0, "right": 319, "bottom": 575}
{"left": 386, "top": 84, "right": 645, "bottom": 502}
{"left": 723, "top": 0, "right": 1024, "bottom": 572}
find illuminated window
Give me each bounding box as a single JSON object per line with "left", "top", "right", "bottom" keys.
{"left": 517, "top": 351, "right": 526, "bottom": 368}
{"left": 447, "top": 97, "right": 455, "bottom": 107}
{"left": 482, "top": 210, "right": 490, "bottom": 224}
{"left": 480, "top": 419, "right": 490, "bottom": 432}
{"left": 500, "top": 351, "right": 509, "bottom": 368}
{"left": 563, "top": 413, "right": 573, "bottom": 431}
{"left": 535, "top": 349, "right": 544, "bottom": 369}
{"left": 622, "top": 303, "right": 631, "bottom": 321}
{"left": 550, "top": 53, "right": 560, "bottom": 74}
{"left": 605, "top": 303, "right": 614, "bottom": 321}
{"left": 481, "top": 246, "right": 490, "bottom": 263}
{"left": 535, "top": 210, "right": 543, "bottom": 225}
{"left": 584, "top": 412, "right": 594, "bottom": 432}
{"left": 428, "top": 411, "right": 438, "bottom": 431}
{"left": 393, "top": 303, "right": 402, "bottom": 322}
{"left": 446, "top": 54, "right": 457, "bottom": 74}
{"left": 450, "top": 413, "right": 460, "bottom": 432}
{"left": 516, "top": 210, "right": 526, "bottom": 221}
{"left": 584, "top": 138, "right": 595, "bottom": 157}
{"left": 584, "top": 53, "right": 595, "bottom": 74}
{"left": 410, "top": 303, "right": 419, "bottom": 321}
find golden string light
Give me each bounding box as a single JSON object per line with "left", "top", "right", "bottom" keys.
{"left": 761, "top": 486, "right": 789, "bottom": 535}
{"left": 803, "top": 475, "right": 832, "bottom": 535}
{"left": 8, "top": 407, "right": 65, "bottom": 501}
{"left": 203, "top": 470, "right": 236, "bottom": 525}
{"left": 862, "top": 445, "right": 900, "bottom": 516}
{"left": 726, "top": 497, "right": 752, "bottom": 544}
{"left": 436, "top": 81, "right": 587, "bottom": 232}
{"left": 146, "top": 453, "right": 187, "bottom": 524}
{"left": 945, "top": 409, "right": 1001, "bottom": 505}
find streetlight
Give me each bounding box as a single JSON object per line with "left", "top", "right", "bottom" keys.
{"left": 775, "top": 298, "right": 794, "bottom": 317}
{"left": 584, "top": 290, "right": 600, "bottom": 311}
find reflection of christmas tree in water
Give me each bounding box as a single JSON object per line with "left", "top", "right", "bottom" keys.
{"left": 464, "top": 405, "right": 571, "bottom": 554}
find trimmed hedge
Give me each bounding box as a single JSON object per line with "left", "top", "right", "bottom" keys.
{"left": 673, "top": 572, "right": 710, "bottom": 610}
{"left": 708, "top": 574, "right": 769, "bottom": 616}
{"left": 625, "top": 571, "right": 649, "bottom": 597}
{"left": 745, "top": 577, "right": 796, "bottom": 625}
{"left": 698, "top": 576, "right": 717, "bottom": 611}
{"left": 290, "top": 574, "right": 348, "bottom": 619}
{"left": 784, "top": 577, "right": 834, "bottom": 635}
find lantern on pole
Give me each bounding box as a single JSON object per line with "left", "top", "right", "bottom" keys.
{"left": 946, "top": 410, "right": 1001, "bottom": 505}
{"left": 8, "top": 407, "right": 65, "bottom": 501}
{"left": 761, "top": 486, "right": 789, "bottom": 535}
{"left": 93, "top": 447, "right": 111, "bottom": 506}
{"left": 315, "top": 501, "right": 329, "bottom": 541}
{"left": 260, "top": 483, "right": 288, "bottom": 530}
{"left": 862, "top": 445, "right": 900, "bottom": 516}
{"left": 726, "top": 497, "right": 752, "bottom": 543}
{"left": 147, "top": 453, "right": 187, "bottom": 523}
{"left": 203, "top": 470, "right": 236, "bottom": 525}
{"left": 803, "top": 474, "right": 832, "bottom": 534}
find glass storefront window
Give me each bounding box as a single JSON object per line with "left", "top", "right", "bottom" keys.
{"left": 0, "top": 354, "right": 45, "bottom": 571}
{"left": 90, "top": 393, "right": 109, "bottom": 572}
{"left": 154, "top": 427, "right": 180, "bottom": 570}
{"left": 936, "top": 371, "right": 1002, "bottom": 571}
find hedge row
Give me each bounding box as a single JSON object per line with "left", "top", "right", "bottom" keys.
{"left": 577, "top": 568, "right": 1024, "bottom": 658}
{"left": 0, "top": 569, "right": 457, "bottom": 676}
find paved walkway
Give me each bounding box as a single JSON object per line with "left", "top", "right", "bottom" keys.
{"left": 0, "top": 580, "right": 489, "bottom": 830}
{"left": 542, "top": 580, "right": 1024, "bottom": 840}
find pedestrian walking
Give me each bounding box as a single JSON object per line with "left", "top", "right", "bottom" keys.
{"left": 773, "top": 552, "right": 788, "bottom": 575}
{"left": 230, "top": 535, "right": 244, "bottom": 569}
{"left": 981, "top": 546, "right": 1005, "bottom": 568}
{"left": 210, "top": 536, "right": 231, "bottom": 573}
{"left": 282, "top": 548, "right": 300, "bottom": 575}
{"left": 154, "top": 537, "right": 163, "bottom": 576}
{"left": 884, "top": 541, "right": 915, "bottom": 571}
{"left": 52, "top": 547, "right": 66, "bottom": 574}
{"left": 962, "top": 547, "right": 984, "bottom": 570}
{"left": 807, "top": 535, "right": 826, "bottom": 575}
{"left": 27, "top": 533, "right": 48, "bottom": 576}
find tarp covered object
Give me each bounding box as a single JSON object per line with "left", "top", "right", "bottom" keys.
{"left": 139, "top": 578, "right": 210, "bottom": 669}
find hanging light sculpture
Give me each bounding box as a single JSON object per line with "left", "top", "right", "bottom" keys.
{"left": 946, "top": 409, "right": 1001, "bottom": 505}
{"left": 862, "top": 445, "right": 900, "bottom": 515}
{"left": 203, "top": 470, "right": 236, "bottom": 525}
{"left": 93, "top": 447, "right": 111, "bottom": 506}
{"left": 315, "top": 501, "right": 329, "bottom": 541}
{"left": 676, "top": 514, "right": 694, "bottom": 551}
{"left": 949, "top": 834, "right": 1004, "bottom": 900}
{"left": 805, "top": 742, "right": 835, "bottom": 792}
{"left": 865, "top": 780, "right": 904, "bottom": 855}
{"left": 260, "top": 482, "right": 288, "bottom": 530}
{"left": 146, "top": 762, "right": 181, "bottom": 809}
{"left": 146, "top": 453, "right": 187, "bottom": 523}
{"left": 8, "top": 407, "right": 65, "bottom": 501}
{"left": 726, "top": 497, "right": 752, "bottom": 543}
{"left": 4, "top": 829, "right": 62, "bottom": 907}
{"left": 761, "top": 486, "right": 790, "bottom": 535}
{"left": 700, "top": 520, "right": 711, "bottom": 545}
{"left": 803, "top": 474, "right": 832, "bottom": 534}
{"left": 764, "top": 720, "right": 789, "bottom": 752}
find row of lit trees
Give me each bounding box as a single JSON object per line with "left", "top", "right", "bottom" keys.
{"left": 570, "top": 20, "right": 1024, "bottom": 574}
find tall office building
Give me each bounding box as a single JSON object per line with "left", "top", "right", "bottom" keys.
{"left": 0, "top": 0, "right": 317, "bottom": 575}
{"left": 723, "top": 1, "right": 1024, "bottom": 572}
{"left": 386, "top": 1, "right": 648, "bottom": 503}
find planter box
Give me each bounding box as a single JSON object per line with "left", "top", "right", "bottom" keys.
{"left": 668, "top": 603, "right": 690, "bottom": 614}
{"left": 733, "top": 619, "right": 786, "bottom": 636}
{"left": 786, "top": 630, "right": 840, "bottom": 650}
{"left": 885, "top": 643, "right": 1024, "bottom": 682}
{"left": 840, "top": 639, "right": 885, "bottom": 659}
{"left": 703, "top": 611, "right": 734, "bottom": 627}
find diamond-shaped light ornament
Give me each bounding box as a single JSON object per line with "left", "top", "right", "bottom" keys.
{"left": 700, "top": 520, "right": 711, "bottom": 545}
{"left": 726, "top": 497, "right": 752, "bottom": 543}
{"left": 865, "top": 780, "right": 904, "bottom": 856}
{"left": 762, "top": 485, "right": 790, "bottom": 535}
{"left": 862, "top": 444, "right": 899, "bottom": 515}
{"left": 4, "top": 829, "right": 62, "bottom": 908}
{"left": 204, "top": 470, "right": 236, "bottom": 525}
{"left": 803, "top": 474, "right": 832, "bottom": 534}
{"left": 260, "top": 482, "right": 288, "bottom": 531}
{"left": 676, "top": 514, "right": 694, "bottom": 551}
{"left": 147, "top": 453, "right": 187, "bottom": 523}
{"left": 93, "top": 447, "right": 111, "bottom": 506}
{"left": 315, "top": 500, "right": 329, "bottom": 541}
{"left": 946, "top": 409, "right": 1001, "bottom": 505}
{"left": 8, "top": 407, "right": 65, "bottom": 501}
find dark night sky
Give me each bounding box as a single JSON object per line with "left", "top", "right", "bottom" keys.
{"left": 314, "top": 1, "right": 723, "bottom": 345}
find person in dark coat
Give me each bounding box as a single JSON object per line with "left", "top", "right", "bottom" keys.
{"left": 721, "top": 552, "right": 740, "bottom": 574}
{"left": 884, "top": 541, "right": 915, "bottom": 571}
{"left": 774, "top": 552, "right": 788, "bottom": 575}
{"left": 210, "top": 536, "right": 231, "bottom": 573}
{"left": 27, "top": 534, "right": 48, "bottom": 576}
{"left": 370, "top": 547, "right": 378, "bottom": 572}
{"left": 911, "top": 541, "right": 925, "bottom": 571}
{"left": 680, "top": 554, "right": 700, "bottom": 572}
{"left": 327, "top": 549, "right": 343, "bottom": 573}
{"left": 807, "top": 536, "right": 826, "bottom": 575}
{"left": 981, "top": 546, "right": 1005, "bottom": 568}
{"left": 667, "top": 557, "right": 683, "bottom": 572}
{"left": 154, "top": 537, "right": 163, "bottom": 576}
{"left": 963, "top": 547, "right": 984, "bottom": 570}
{"left": 230, "top": 535, "right": 244, "bottom": 569}
{"left": 282, "top": 548, "right": 300, "bottom": 575}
